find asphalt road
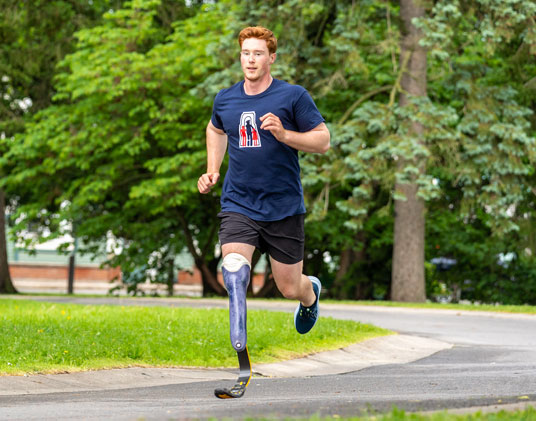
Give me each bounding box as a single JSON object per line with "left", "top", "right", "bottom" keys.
{"left": 1, "top": 297, "right": 536, "bottom": 420}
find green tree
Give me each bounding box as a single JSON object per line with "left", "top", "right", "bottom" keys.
{"left": 2, "top": 0, "right": 241, "bottom": 296}
{"left": 0, "top": 0, "right": 128, "bottom": 293}
{"left": 309, "top": 0, "right": 536, "bottom": 302}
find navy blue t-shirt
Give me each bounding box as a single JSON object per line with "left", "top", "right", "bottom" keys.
{"left": 211, "top": 78, "right": 325, "bottom": 221}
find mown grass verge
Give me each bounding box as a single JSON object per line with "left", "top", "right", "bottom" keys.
{"left": 269, "top": 406, "right": 536, "bottom": 420}
{"left": 0, "top": 298, "right": 390, "bottom": 375}
{"left": 321, "top": 300, "right": 536, "bottom": 314}
{"left": 15, "top": 293, "right": 536, "bottom": 314}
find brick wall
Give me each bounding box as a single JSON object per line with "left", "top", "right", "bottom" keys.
{"left": 9, "top": 263, "right": 265, "bottom": 288}
{"left": 9, "top": 263, "right": 121, "bottom": 282}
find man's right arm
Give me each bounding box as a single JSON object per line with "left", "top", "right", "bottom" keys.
{"left": 198, "top": 120, "right": 228, "bottom": 194}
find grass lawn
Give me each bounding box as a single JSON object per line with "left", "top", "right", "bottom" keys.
{"left": 295, "top": 406, "right": 536, "bottom": 420}
{"left": 17, "top": 292, "right": 536, "bottom": 314}
{"left": 0, "top": 298, "right": 390, "bottom": 375}
{"left": 321, "top": 300, "right": 536, "bottom": 315}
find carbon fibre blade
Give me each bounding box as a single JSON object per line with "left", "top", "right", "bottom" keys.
{"left": 214, "top": 347, "right": 251, "bottom": 399}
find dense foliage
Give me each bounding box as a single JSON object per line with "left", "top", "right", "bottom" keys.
{"left": 0, "top": 0, "right": 130, "bottom": 293}
{"left": 1, "top": 0, "right": 536, "bottom": 303}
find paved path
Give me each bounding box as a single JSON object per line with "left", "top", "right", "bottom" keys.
{"left": 1, "top": 296, "right": 536, "bottom": 420}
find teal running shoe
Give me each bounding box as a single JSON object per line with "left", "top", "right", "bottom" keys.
{"left": 294, "top": 276, "right": 321, "bottom": 334}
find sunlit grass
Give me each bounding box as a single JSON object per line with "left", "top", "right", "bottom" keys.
{"left": 247, "top": 406, "right": 536, "bottom": 420}
{"left": 0, "top": 298, "right": 390, "bottom": 375}
{"left": 13, "top": 293, "right": 536, "bottom": 314}
{"left": 322, "top": 300, "right": 536, "bottom": 314}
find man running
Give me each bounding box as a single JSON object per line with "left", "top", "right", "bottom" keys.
{"left": 198, "top": 26, "right": 330, "bottom": 352}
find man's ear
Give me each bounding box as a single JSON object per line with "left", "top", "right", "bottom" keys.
{"left": 270, "top": 53, "right": 276, "bottom": 64}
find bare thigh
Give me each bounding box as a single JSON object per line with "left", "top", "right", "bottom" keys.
{"left": 221, "top": 243, "right": 256, "bottom": 265}
{"left": 270, "top": 257, "right": 303, "bottom": 285}
{"left": 270, "top": 256, "right": 314, "bottom": 304}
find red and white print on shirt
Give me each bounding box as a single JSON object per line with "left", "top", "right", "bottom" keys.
{"left": 238, "top": 111, "right": 261, "bottom": 148}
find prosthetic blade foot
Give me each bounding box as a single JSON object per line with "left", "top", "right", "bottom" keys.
{"left": 214, "top": 347, "right": 252, "bottom": 399}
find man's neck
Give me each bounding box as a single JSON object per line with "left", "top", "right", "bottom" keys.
{"left": 243, "top": 75, "right": 273, "bottom": 96}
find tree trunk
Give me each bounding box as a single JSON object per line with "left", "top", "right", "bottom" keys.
{"left": 0, "top": 190, "right": 17, "bottom": 294}
{"left": 254, "top": 263, "right": 283, "bottom": 298}
{"left": 391, "top": 0, "right": 427, "bottom": 302}
{"left": 177, "top": 212, "right": 225, "bottom": 296}
{"left": 331, "top": 232, "right": 367, "bottom": 299}
{"left": 247, "top": 249, "right": 262, "bottom": 296}
{"left": 199, "top": 256, "right": 225, "bottom": 296}
{"left": 333, "top": 248, "right": 357, "bottom": 299}
{"left": 352, "top": 241, "right": 368, "bottom": 300}
{"left": 166, "top": 257, "right": 175, "bottom": 297}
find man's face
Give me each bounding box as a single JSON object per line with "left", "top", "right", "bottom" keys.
{"left": 240, "top": 38, "right": 275, "bottom": 82}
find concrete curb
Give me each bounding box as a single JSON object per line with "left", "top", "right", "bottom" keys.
{"left": 254, "top": 334, "right": 452, "bottom": 378}
{"left": 0, "top": 334, "right": 451, "bottom": 396}
{"left": 0, "top": 367, "right": 236, "bottom": 397}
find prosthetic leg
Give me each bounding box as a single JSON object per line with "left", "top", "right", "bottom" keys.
{"left": 214, "top": 253, "right": 252, "bottom": 399}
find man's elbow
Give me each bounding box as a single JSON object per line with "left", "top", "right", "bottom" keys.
{"left": 318, "top": 131, "right": 330, "bottom": 154}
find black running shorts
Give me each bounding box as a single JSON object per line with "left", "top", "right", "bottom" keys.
{"left": 218, "top": 212, "right": 305, "bottom": 265}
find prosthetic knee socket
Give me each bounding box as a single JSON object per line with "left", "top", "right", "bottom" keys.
{"left": 222, "top": 253, "right": 251, "bottom": 352}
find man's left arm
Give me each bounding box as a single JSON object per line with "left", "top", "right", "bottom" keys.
{"left": 260, "top": 112, "right": 330, "bottom": 154}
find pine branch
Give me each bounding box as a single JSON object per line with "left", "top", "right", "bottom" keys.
{"left": 338, "top": 86, "right": 392, "bottom": 125}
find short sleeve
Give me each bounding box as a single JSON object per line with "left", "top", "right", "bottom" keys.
{"left": 211, "top": 91, "right": 224, "bottom": 130}
{"left": 293, "top": 88, "right": 325, "bottom": 132}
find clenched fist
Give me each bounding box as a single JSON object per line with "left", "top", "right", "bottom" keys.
{"left": 198, "top": 173, "right": 220, "bottom": 194}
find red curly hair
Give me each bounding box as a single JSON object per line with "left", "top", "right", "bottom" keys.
{"left": 238, "top": 26, "right": 277, "bottom": 54}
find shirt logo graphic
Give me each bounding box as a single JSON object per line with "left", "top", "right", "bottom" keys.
{"left": 239, "top": 111, "right": 261, "bottom": 148}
